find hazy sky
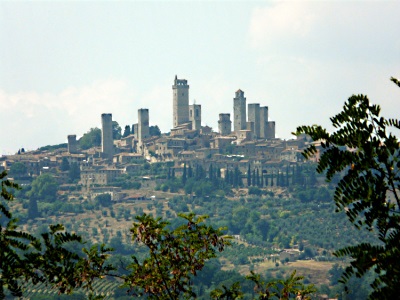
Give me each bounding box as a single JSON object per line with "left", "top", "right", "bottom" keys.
{"left": 1, "top": 1, "right": 399, "bottom": 154}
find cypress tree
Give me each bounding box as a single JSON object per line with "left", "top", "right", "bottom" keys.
{"left": 182, "top": 163, "right": 187, "bottom": 184}
{"left": 209, "top": 164, "right": 213, "bottom": 180}
{"left": 188, "top": 164, "right": 193, "bottom": 178}
{"left": 256, "top": 168, "right": 260, "bottom": 187}
{"left": 252, "top": 169, "right": 256, "bottom": 187}
{"left": 28, "top": 197, "right": 39, "bottom": 219}
{"left": 260, "top": 171, "right": 264, "bottom": 188}
{"left": 286, "top": 165, "right": 290, "bottom": 187}
{"left": 229, "top": 170, "right": 234, "bottom": 185}
{"left": 225, "top": 169, "right": 230, "bottom": 184}
{"left": 247, "top": 164, "right": 251, "bottom": 187}
{"left": 225, "top": 167, "right": 230, "bottom": 183}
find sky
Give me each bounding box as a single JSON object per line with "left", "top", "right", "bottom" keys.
{"left": 1, "top": 1, "right": 399, "bottom": 155}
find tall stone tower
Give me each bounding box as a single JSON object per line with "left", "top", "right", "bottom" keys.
{"left": 101, "top": 113, "right": 113, "bottom": 158}
{"left": 138, "top": 108, "right": 149, "bottom": 142}
{"left": 233, "top": 89, "right": 246, "bottom": 132}
{"left": 189, "top": 104, "right": 201, "bottom": 130}
{"left": 266, "top": 121, "right": 276, "bottom": 140}
{"left": 172, "top": 75, "right": 189, "bottom": 128}
{"left": 67, "top": 134, "right": 77, "bottom": 154}
{"left": 248, "top": 103, "right": 260, "bottom": 139}
{"left": 218, "top": 113, "right": 231, "bottom": 136}
{"left": 259, "top": 106, "right": 268, "bottom": 139}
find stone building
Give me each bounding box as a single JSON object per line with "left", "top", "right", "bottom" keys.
{"left": 248, "top": 103, "right": 260, "bottom": 138}
{"left": 218, "top": 113, "right": 231, "bottom": 136}
{"left": 138, "top": 108, "right": 149, "bottom": 143}
{"left": 259, "top": 106, "right": 268, "bottom": 139}
{"left": 233, "top": 89, "right": 246, "bottom": 132}
{"left": 67, "top": 135, "right": 78, "bottom": 154}
{"left": 173, "top": 75, "right": 189, "bottom": 128}
{"left": 266, "top": 121, "right": 276, "bottom": 140}
{"left": 101, "top": 113, "right": 113, "bottom": 158}
{"left": 189, "top": 104, "right": 201, "bottom": 130}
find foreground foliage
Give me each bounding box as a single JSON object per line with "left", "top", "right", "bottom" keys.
{"left": 295, "top": 77, "right": 400, "bottom": 299}
{"left": 0, "top": 171, "right": 113, "bottom": 299}
{"left": 124, "top": 213, "right": 230, "bottom": 299}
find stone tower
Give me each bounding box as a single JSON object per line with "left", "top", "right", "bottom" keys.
{"left": 259, "top": 106, "right": 268, "bottom": 139}
{"left": 189, "top": 104, "right": 201, "bottom": 130}
{"left": 218, "top": 113, "right": 231, "bottom": 136}
{"left": 233, "top": 89, "right": 246, "bottom": 132}
{"left": 248, "top": 103, "right": 260, "bottom": 139}
{"left": 172, "top": 75, "right": 189, "bottom": 128}
{"left": 101, "top": 113, "right": 113, "bottom": 158}
{"left": 266, "top": 121, "right": 276, "bottom": 140}
{"left": 67, "top": 134, "right": 77, "bottom": 154}
{"left": 138, "top": 108, "right": 149, "bottom": 142}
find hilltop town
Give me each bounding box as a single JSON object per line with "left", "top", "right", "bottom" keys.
{"left": 1, "top": 75, "right": 317, "bottom": 199}
{"left": 1, "top": 77, "right": 377, "bottom": 299}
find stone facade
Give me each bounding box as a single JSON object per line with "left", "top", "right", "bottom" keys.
{"left": 248, "top": 103, "right": 260, "bottom": 138}
{"left": 101, "top": 113, "right": 113, "bottom": 158}
{"left": 138, "top": 108, "right": 149, "bottom": 142}
{"left": 67, "top": 135, "right": 78, "bottom": 154}
{"left": 266, "top": 121, "right": 276, "bottom": 140}
{"left": 259, "top": 106, "right": 268, "bottom": 139}
{"left": 172, "top": 75, "right": 189, "bottom": 128}
{"left": 233, "top": 89, "right": 246, "bottom": 132}
{"left": 189, "top": 104, "right": 201, "bottom": 130}
{"left": 218, "top": 113, "right": 231, "bottom": 136}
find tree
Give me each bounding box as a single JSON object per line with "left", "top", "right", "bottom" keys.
{"left": 28, "top": 197, "right": 39, "bottom": 219}
{"left": 29, "top": 173, "right": 59, "bottom": 202}
{"left": 79, "top": 128, "right": 101, "bottom": 150}
{"left": 247, "top": 165, "right": 251, "bottom": 187}
{"left": 112, "top": 121, "right": 122, "bottom": 140}
{"left": 69, "top": 162, "right": 80, "bottom": 182}
{"left": 246, "top": 270, "right": 315, "bottom": 300}
{"left": 123, "top": 125, "right": 131, "bottom": 137}
{"left": 295, "top": 77, "right": 400, "bottom": 299}
{"left": 0, "top": 171, "right": 113, "bottom": 298}
{"left": 95, "top": 193, "right": 112, "bottom": 207}
{"left": 149, "top": 125, "right": 161, "bottom": 137}
{"left": 9, "top": 162, "right": 27, "bottom": 177}
{"left": 182, "top": 163, "right": 187, "bottom": 185}
{"left": 123, "top": 213, "right": 230, "bottom": 299}
{"left": 60, "top": 157, "right": 70, "bottom": 171}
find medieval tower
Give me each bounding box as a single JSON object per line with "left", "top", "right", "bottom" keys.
{"left": 172, "top": 75, "right": 189, "bottom": 128}
{"left": 189, "top": 104, "right": 201, "bottom": 130}
{"left": 248, "top": 103, "right": 260, "bottom": 138}
{"left": 101, "top": 113, "right": 113, "bottom": 158}
{"left": 218, "top": 113, "right": 232, "bottom": 136}
{"left": 138, "top": 108, "right": 149, "bottom": 142}
{"left": 266, "top": 121, "right": 276, "bottom": 140}
{"left": 233, "top": 89, "right": 246, "bottom": 132}
{"left": 67, "top": 134, "right": 77, "bottom": 154}
{"left": 260, "top": 106, "right": 268, "bottom": 139}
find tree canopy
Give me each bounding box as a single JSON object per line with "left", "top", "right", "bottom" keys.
{"left": 295, "top": 77, "right": 400, "bottom": 299}
{"left": 0, "top": 171, "right": 112, "bottom": 298}
{"left": 79, "top": 127, "right": 101, "bottom": 150}
{"left": 29, "top": 173, "right": 59, "bottom": 202}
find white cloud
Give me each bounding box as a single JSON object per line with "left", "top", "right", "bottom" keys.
{"left": 249, "top": 1, "right": 318, "bottom": 48}
{"left": 0, "top": 79, "right": 137, "bottom": 153}
{"left": 248, "top": 1, "right": 400, "bottom": 63}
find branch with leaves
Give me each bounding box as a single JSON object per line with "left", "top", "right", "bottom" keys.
{"left": 294, "top": 78, "right": 400, "bottom": 299}
{"left": 124, "top": 213, "right": 231, "bottom": 299}
{"left": 0, "top": 171, "right": 113, "bottom": 299}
